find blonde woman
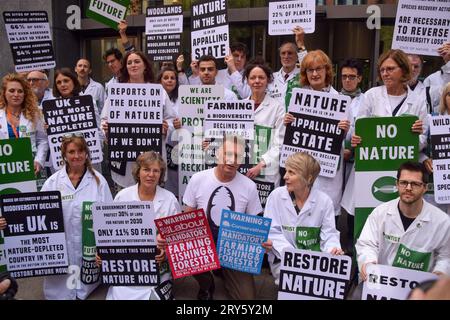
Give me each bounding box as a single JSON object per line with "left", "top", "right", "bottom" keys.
{"left": 264, "top": 152, "right": 343, "bottom": 285}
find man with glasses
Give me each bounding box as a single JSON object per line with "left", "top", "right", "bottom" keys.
{"left": 356, "top": 161, "right": 450, "bottom": 281}
{"left": 26, "top": 69, "right": 54, "bottom": 107}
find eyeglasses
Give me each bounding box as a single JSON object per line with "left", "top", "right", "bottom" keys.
{"left": 379, "top": 66, "right": 399, "bottom": 74}
{"left": 27, "top": 78, "right": 46, "bottom": 82}
{"left": 397, "top": 180, "right": 425, "bottom": 189}
{"left": 62, "top": 132, "right": 84, "bottom": 140}
{"left": 341, "top": 75, "right": 358, "bottom": 80}
{"left": 306, "top": 66, "right": 325, "bottom": 74}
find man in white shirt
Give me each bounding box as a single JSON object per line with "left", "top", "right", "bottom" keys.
{"left": 183, "top": 137, "right": 264, "bottom": 300}
{"left": 356, "top": 161, "right": 450, "bottom": 281}
{"left": 197, "top": 55, "right": 238, "bottom": 100}
{"left": 26, "top": 70, "right": 54, "bottom": 107}
{"left": 75, "top": 58, "right": 106, "bottom": 115}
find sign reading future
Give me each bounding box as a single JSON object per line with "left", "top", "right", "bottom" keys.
{"left": 86, "top": 0, "right": 130, "bottom": 30}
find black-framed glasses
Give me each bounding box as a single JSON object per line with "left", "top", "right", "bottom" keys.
{"left": 341, "top": 75, "right": 357, "bottom": 80}
{"left": 397, "top": 180, "right": 425, "bottom": 189}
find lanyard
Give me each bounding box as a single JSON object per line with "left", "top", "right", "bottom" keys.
{"left": 6, "top": 111, "right": 20, "bottom": 138}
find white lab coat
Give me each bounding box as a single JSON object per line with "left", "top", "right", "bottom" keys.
{"left": 355, "top": 198, "right": 450, "bottom": 275}
{"left": 423, "top": 61, "right": 450, "bottom": 89}
{"left": 0, "top": 109, "right": 49, "bottom": 167}
{"left": 246, "top": 94, "right": 286, "bottom": 186}
{"left": 106, "top": 184, "right": 180, "bottom": 300}
{"left": 341, "top": 85, "right": 428, "bottom": 215}
{"left": 264, "top": 186, "right": 341, "bottom": 284}
{"left": 268, "top": 67, "right": 300, "bottom": 106}
{"left": 41, "top": 166, "right": 113, "bottom": 300}
{"left": 216, "top": 68, "right": 251, "bottom": 99}
{"left": 81, "top": 78, "right": 105, "bottom": 116}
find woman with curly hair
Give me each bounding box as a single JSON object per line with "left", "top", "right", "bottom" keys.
{"left": 0, "top": 73, "right": 48, "bottom": 174}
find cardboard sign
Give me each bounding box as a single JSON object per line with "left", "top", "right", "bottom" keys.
{"left": 93, "top": 201, "right": 159, "bottom": 286}
{"left": 0, "top": 191, "right": 69, "bottom": 278}
{"left": 146, "top": 5, "right": 183, "bottom": 62}
{"left": 281, "top": 88, "right": 350, "bottom": 177}
{"left": 362, "top": 264, "right": 438, "bottom": 300}
{"left": 191, "top": 0, "right": 229, "bottom": 60}
{"left": 392, "top": 0, "right": 450, "bottom": 56}
{"left": 43, "top": 96, "right": 103, "bottom": 169}
{"left": 278, "top": 248, "right": 352, "bottom": 300}
{"left": 3, "top": 11, "right": 55, "bottom": 72}
{"left": 217, "top": 210, "right": 271, "bottom": 274}
{"left": 155, "top": 209, "right": 220, "bottom": 279}
{"left": 268, "top": 0, "right": 315, "bottom": 35}
{"left": 429, "top": 115, "right": 450, "bottom": 204}
{"left": 86, "top": 0, "right": 130, "bottom": 30}
{"left": 354, "top": 116, "right": 419, "bottom": 240}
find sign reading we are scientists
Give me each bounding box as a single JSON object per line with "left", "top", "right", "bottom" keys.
{"left": 392, "top": 0, "right": 450, "bottom": 56}
{"left": 278, "top": 248, "right": 352, "bottom": 300}
{"left": 280, "top": 88, "right": 350, "bottom": 178}
{"left": 0, "top": 191, "right": 68, "bottom": 278}
{"left": 86, "top": 0, "right": 130, "bottom": 30}
{"left": 204, "top": 100, "right": 254, "bottom": 140}
{"left": 191, "top": 0, "right": 229, "bottom": 60}
{"left": 107, "top": 83, "right": 163, "bottom": 162}
{"left": 430, "top": 115, "right": 450, "bottom": 204}
{"left": 146, "top": 5, "right": 183, "bottom": 62}
{"left": 354, "top": 116, "right": 419, "bottom": 240}
{"left": 43, "top": 96, "right": 102, "bottom": 170}
{"left": 3, "top": 11, "right": 55, "bottom": 72}
{"left": 92, "top": 201, "right": 159, "bottom": 286}
{"left": 362, "top": 264, "right": 438, "bottom": 300}
{"left": 216, "top": 210, "right": 271, "bottom": 275}
{"left": 155, "top": 209, "right": 220, "bottom": 279}
{"left": 268, "top": 0, "right": 315, "bottom": 35}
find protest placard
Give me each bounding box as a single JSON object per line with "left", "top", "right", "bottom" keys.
{"left": 281, "top": 88, "right": 350, "bottom": 178}
{"left": 278, "top": 248, "right": 352, "bottom": 300}
{"left": 81, "top": 201, "right": 99, "bottom": 285}
{"left": 93, "top": 201, "right": 159, "bottom": 286}
{"left": 43, "top": 96, "right": 102, "bottom": 169}
{"left": 3, "top": 11, "right": 55, "bottom": 72}
{"left": 155, "top": 209, "right": 220, "bottom": 279}
{"left": 392, "top": 0, "right": 450, "bottom": 56}
{"left": 191, "top": 0, "right": 229, "bottom": 60}
{"left": 217, "top": 210, "right": 270, "bottom": 274}
{"left": 429, "top": 115, "right": 450, "bottom": 204}
{"left": 86, "top": 0, "right": 130, "bottom": 30}
{"left": 0, "top": 191, "right": 68, "bottom": 278}
{"left": 268, "top": 0, "right": 315, "bottom": 35}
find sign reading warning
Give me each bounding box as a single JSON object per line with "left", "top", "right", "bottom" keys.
{"left": 0, "top": 191, "right": 69, "bottom": 278}
{"left": 392, "top": 0, "right": 450, "bottom": 56}
{"left": 155, "top": 209, "right": 220, "bottom": 279}
{"left": 281, "top": 88, "right": 350, "bottom": 177}
{"left": 3, "top": 11, "right": 55, "bottom": 72}
{"left": 191, "top": 0, "right": 229, "bottom": 60}
{"left": 278, "top": 248, "right": 352, "bottom": 300}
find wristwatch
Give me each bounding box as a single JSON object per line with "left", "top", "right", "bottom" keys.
{"left": 297, "top": 45, "right": 306, "bottom": 52}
